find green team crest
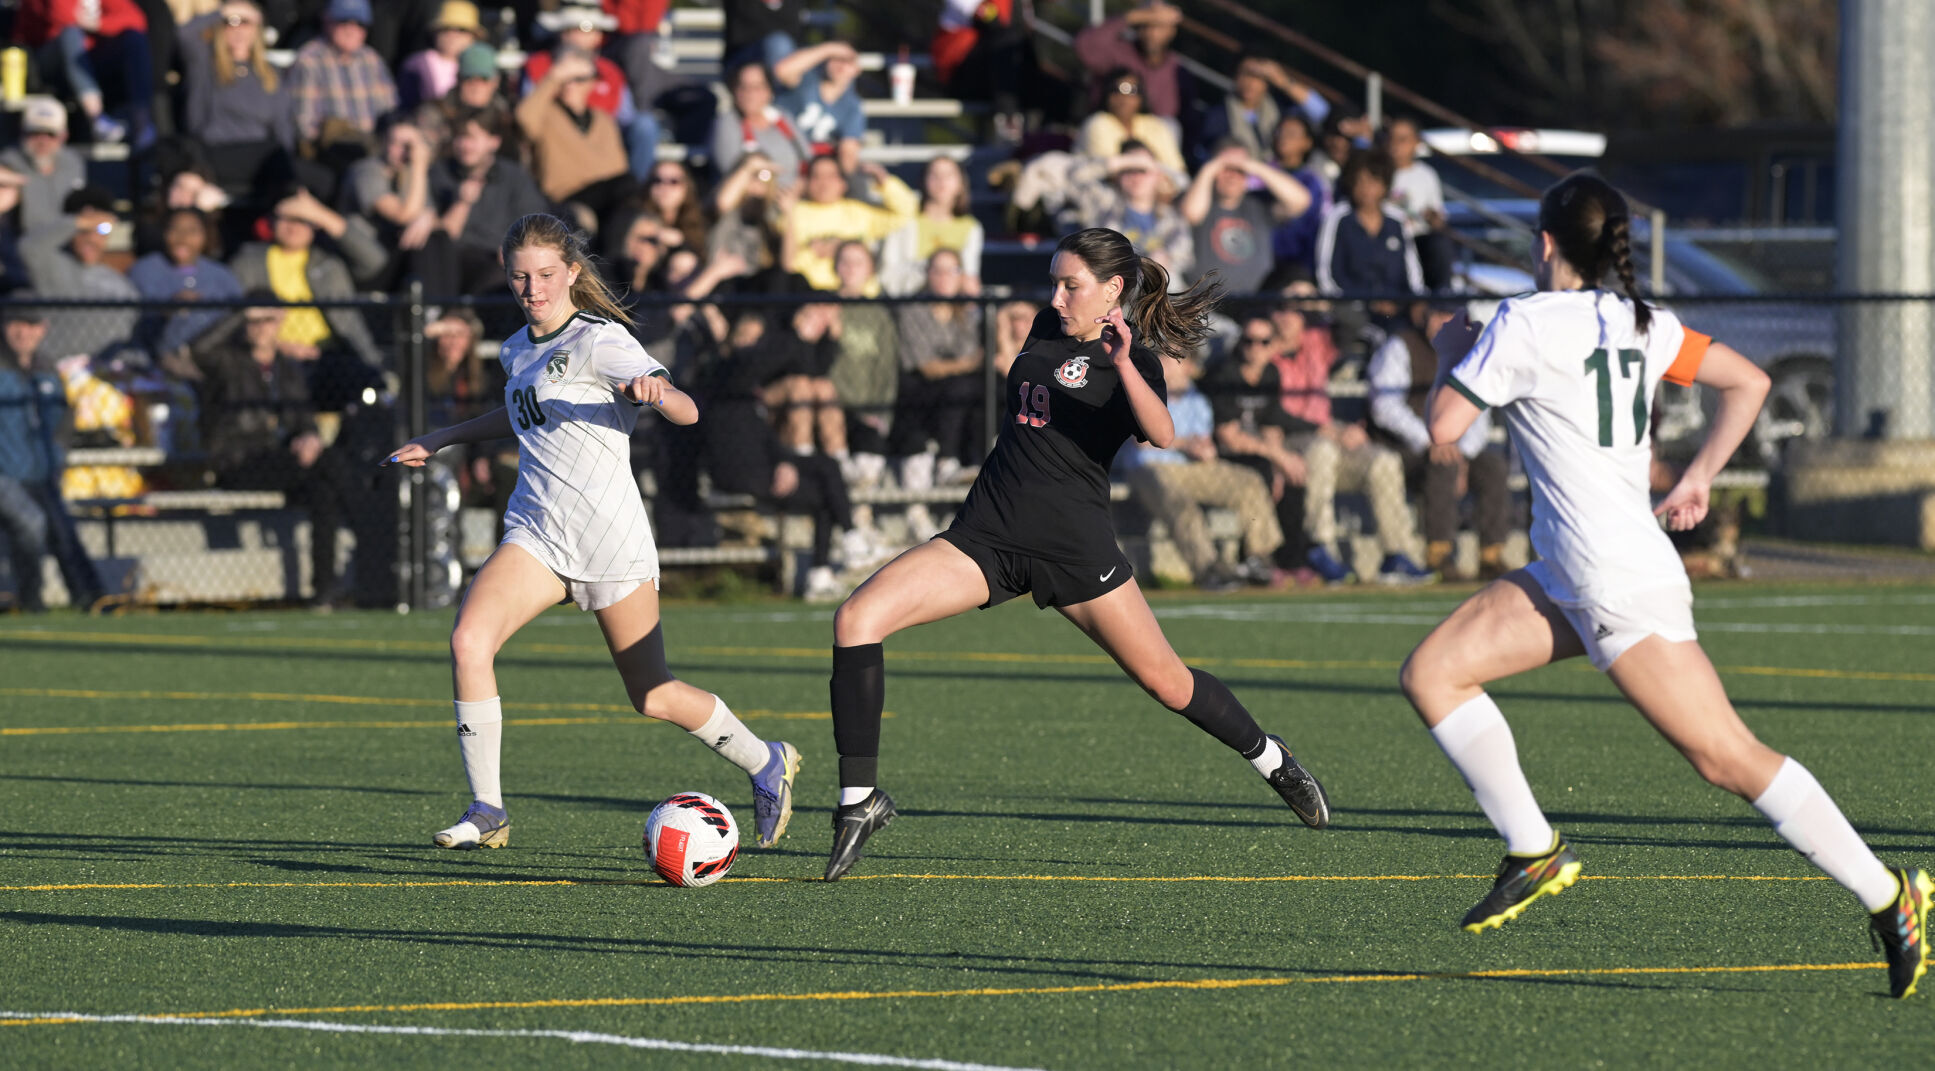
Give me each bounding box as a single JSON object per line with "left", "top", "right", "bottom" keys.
{"left": 543, "top": 350, "right": 571, "bottom": 383}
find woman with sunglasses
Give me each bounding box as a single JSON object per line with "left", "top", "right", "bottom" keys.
{"left": 641, "top": 161, "right": 712, "bottom": 253}
{"left": 1078, "top": 66, "right": 1185, "bottom": 174}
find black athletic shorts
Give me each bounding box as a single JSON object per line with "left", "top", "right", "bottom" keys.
{"left": 937, "top": 529, "right": 1133, "bottom": 610}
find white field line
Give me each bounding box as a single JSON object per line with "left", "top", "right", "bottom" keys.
{"left": 0, "top": 1012, "right": 1048, "bottom": 1070}
{"left": 1154, "top": 603, "right": 1935, "bottom": 635}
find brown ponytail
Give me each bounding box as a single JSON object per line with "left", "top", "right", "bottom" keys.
{"left": 500, "top": 212, "right": 635, "bottom": 327}
{"left": 1055, "top": 228, "right": 1224, "bottom": 361}
{"left": 1538, "top": 172, "right": 1652, "bottom": 335}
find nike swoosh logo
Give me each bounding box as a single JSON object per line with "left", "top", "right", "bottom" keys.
{"left": 1099, "top": 567, "right": 1117, "bottom": 582}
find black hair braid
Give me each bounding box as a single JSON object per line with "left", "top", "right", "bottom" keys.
{"left": 1601, "top": 213, "right": 1652, "bottom": 334}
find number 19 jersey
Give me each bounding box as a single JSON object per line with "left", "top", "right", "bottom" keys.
{"left": 1448, "top": 290, "right": 1710, "bottom": 608}
{"left": 499, "top": 311, "right": 667, "bottom": 582}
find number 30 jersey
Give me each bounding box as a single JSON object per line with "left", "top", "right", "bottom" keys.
{"left": 1449, "top": 290, "right": 1711, "bottom": 608}
{"left": 950, "top": 309, "right": 1167, "bottom": 563}
{"left": 498, "top": 311, "right": 668, "bottom": 581}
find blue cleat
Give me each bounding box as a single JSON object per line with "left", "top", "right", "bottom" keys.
{"left": 749, "top": 741, "right": 802, "bottom": 848}
{"left": 433, "top": 801, "right": 509, "bottom": 849}
{"left": 1306, "top": 545, "right": 1355, "bottom": 585}
{"left": 1377, "top": 552, "right": 1438, "bottom": 586}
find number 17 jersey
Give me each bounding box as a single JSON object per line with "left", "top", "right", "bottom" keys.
{"left": 1448, "top": 290, "right": 1710, "bottom": 608}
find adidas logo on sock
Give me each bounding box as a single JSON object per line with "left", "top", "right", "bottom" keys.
{"left": 457, "top": 723, "right": 475, "bottom": 737}
{"left": 713, "top": 734, "right": 731, "bottom": 749}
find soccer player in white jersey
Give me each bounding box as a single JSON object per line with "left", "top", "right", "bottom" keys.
{"left": 384, "top": 213, "right": 803, "bottom": 852}
{"left": 1403, "top": 173, "right": 1928, "bottom": 998}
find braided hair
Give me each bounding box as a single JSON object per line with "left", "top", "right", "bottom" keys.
{"left": 1538, "top": 172, "right": 1652, "bottom": 334}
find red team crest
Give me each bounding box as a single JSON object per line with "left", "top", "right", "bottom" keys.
{"left": 1054, "top": 355, "right": 1090, "bottom": 389}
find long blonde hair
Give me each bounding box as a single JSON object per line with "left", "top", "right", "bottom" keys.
{"left": 500, "top": 212, "right": 634, "bottom": 326}
{"left": 210, "top": 5, "right": 279, "bottom": 93}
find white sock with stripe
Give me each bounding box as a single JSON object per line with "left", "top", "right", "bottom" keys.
{"left": 454, "top": 697, "right": 504, "bottom": 809}
{"left": 1430, "top": 693, "right": 1556, "bottom": 856}
{"left": 1751, "top": 757, "right": 1898, "bottom": 911}
{"left": 688, "top": 694, "right": 771, "bottom": 775}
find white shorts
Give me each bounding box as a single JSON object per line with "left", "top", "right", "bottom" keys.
{"left": 1524, "top": 560, "right": 1697, "bottom": 672}
{"left": 500, "top": 531, "right": 658, "bottom": 612}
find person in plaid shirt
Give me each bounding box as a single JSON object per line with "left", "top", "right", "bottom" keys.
{"left": 289, "top": 0, "right": 398, "bottom": 146}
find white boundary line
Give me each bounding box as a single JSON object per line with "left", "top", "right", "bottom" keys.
{"left": 0, "top": 1011, "right": 1049, "bottom": 1070}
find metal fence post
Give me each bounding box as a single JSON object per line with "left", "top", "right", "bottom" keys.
{"left": 1649, "top": 208, "right": 1667, "bottom": 296}
{"left": 983, "top": 297, "right": 1001, "bottom": 456}
{"left": 405, "top": 281, "right": 428, "bottom": 612}
{"left": 1366, "top": 71, "right": 1383, "bottom": 130}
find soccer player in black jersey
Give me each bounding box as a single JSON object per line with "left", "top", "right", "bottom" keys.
{"left": 821, "top": 227, "right": 1331, "bottom": 881}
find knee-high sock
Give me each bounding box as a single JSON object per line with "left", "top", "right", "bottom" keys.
{"left": 454, "top": 696, "right": 504, "bottom": 809}
{"left": 831, "top": 643, "right": 885, "bottom": 796}
{"left": 687, "top": 694, "right": 771, "bottom": 774}
{"left": 1430, "top": 694, "right": 1554, "bottom": 856}
{"left": 1177, "top": 668, "right": 1269, "bottom": 763}
{"left": 1752, "top": 757, "right": 1899, "bottom": 911}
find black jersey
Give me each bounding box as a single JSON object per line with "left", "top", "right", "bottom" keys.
{"left": 949, "top": 309, "right": 1167, "bottom": 563}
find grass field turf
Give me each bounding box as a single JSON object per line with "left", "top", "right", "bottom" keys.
{"left": 2, "top": 582, "right": 1932, "bottom": 1067}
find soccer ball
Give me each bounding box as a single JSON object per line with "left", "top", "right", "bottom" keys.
{"left": 644, "top": 792, "right": 739, "bottom": 887}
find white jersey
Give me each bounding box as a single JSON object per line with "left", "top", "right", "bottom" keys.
{"left": 1448, "top": 289, "right": 1710, "bottom": 608}
{"left": 498, "top": 311, "right": 666, "bottom": 582}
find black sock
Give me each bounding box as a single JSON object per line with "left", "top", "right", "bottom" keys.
{"left": 1177, "top": 667, "right": 1269, "bottom": 760}
{"left": 831, "top": 642, "right": 885, "bottom": 787}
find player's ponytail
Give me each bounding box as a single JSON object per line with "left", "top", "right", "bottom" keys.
{"left": 501, "top": 212, "right": 635, "bottom": 327}
{"left": 1538, "top": 172, "right": 1652, "bottom": 335}
{"left": 1055, "top": 228, "right": 1224, "bottom": 361}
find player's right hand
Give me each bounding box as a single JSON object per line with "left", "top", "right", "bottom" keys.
{"left": 383, "top": 441, "right": 436, "bottom": 467}
{"left": 1097, "top": 306, "right": 1133, "bottom": 367}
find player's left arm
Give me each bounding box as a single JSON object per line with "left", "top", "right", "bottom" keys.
{"left": 1655, "top": 338, "right": 1766, "bottom": 531}
{"left": 1101, "top": 307, "right": 1174, "bottom": 447}
{"left": 622, "top": 372, "right": 699, "bottom": 425}
{"left": 599, "top": 328, "right": 699, "bottom": 425}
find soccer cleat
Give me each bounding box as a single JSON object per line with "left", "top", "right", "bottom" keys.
{"left": 1377, "top": 552, "right": 1438, "bottom": 586}
{"left": 1462, "top": 837, "right": 1581, "bottom": 933}
{"left": 749, "top": 741, "right": 802, "bottom": 848}
{"left": 1264, "top": 734, "right": 1330, "bottom": 829}
{"left": 1869, "top": 866, "right": 1933, "bottom": 998}
{"left": 1306, "top": 545, "right": 1355, "bottom": 585}
{"left": 824, "top": 789, "right": 896, "bottom": 881}
{"left": 432, "top": 801, "right": 509, "bottom": 850}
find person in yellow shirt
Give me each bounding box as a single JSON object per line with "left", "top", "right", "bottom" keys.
{"left": 879, "top": 155, "right": 984, "bottom": 297}
{"left": 782, "top": 156, "right": 917, "bottom": 292}
{"left": 1078, "top": 68, "right": 1186, "bottom": 174}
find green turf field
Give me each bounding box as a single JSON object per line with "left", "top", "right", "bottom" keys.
{"left": 4, "top": 583, "right": 1933, "bottom": 1067}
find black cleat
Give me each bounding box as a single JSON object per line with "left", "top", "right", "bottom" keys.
{"left": 1462, "top": 836, "right": 1581, "bottom": 933}
{"left": 1869, "top": 866, "right": 1932, "bottom": 999}
{"left": 824, "top": 789, "right": 896, "bottom": 881}
{"left": 1264, "top": 734, "right": 1330, "bottom": 829}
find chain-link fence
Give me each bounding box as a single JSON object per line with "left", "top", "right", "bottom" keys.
{"left": 2, "top": 290, "right": 1931, "bottom": 610}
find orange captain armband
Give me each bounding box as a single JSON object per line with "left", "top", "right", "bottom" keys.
{"left": 1662, "top": 329, "right": 1712, "bottom": 386}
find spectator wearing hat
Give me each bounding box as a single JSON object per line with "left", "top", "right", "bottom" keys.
{"left": 288, "top": 0, "right": 399, "bottom": 147}
{"left": 17, "top": 187, "right": 143, "bottom": 366}
{"left": 515, "top": 47, "right": 632, "bottom": 226}
{"left": 12, "top": 0, "right": 154, "bottom": 146}
{"left": 178, "top": 2, "right": 299, "bottom": 190}
{"left": 0, "top": 99, "right": 88, "bottom": 235}
{"left": 1066, "top": 141, "right": 1192, "bottom": 282}
{"left": 0, "top": 296, "right": 106, "bottom": 611}
{"left": 772, "top": 39, "right": 866, "bottom": 173}
{"left": 527, "top": 4, "right": 659, "bottom": 179}
{"left": 440, "top": 42, "right": 513, "bottom": 118}
{"left": 398, "top": 0, "right": 483, "bottom": 110}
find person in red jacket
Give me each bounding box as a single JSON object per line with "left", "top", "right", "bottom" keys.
{"left": 525, "top": 3, "right": 659, "bottom": 178}
{"left": 11, "top": 0, "right": 153, "bottom": 146}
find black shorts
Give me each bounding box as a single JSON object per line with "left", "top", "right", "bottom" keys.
{"left": 937, "top": 529, "right": 1133, "bottom": 610}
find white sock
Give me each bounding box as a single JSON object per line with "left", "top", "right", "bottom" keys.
{"left": 839, "top": 786, "right": 874, "bottom": 807}
{"left": 1752, "top": 757, "right": 1899, "bottom": 911}
{"left": 1250, "top": 738, "right": 1286, "bottom": 777}
{"left": 1430, "top": 694, "right": 1556, "bottom": 856}
{"left": 688, "top": 694, "right": 771, "bottom": 775}
{"left": 454, "top": 697, "right": 504, "bottom": 809}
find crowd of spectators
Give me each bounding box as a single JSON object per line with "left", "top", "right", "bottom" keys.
{"left": 0, "top": 0, "right": 1511, "bottom": 607}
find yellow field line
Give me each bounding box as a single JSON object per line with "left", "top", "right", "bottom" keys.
{"left": 0, "top": 960, "right": 1881, "bottom": 1026}
{"left": 5, "top": 629, "right": 1928, "bottom": 684}
{"left": 0, "top": 872, "right": 1831, "bottom": 893}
